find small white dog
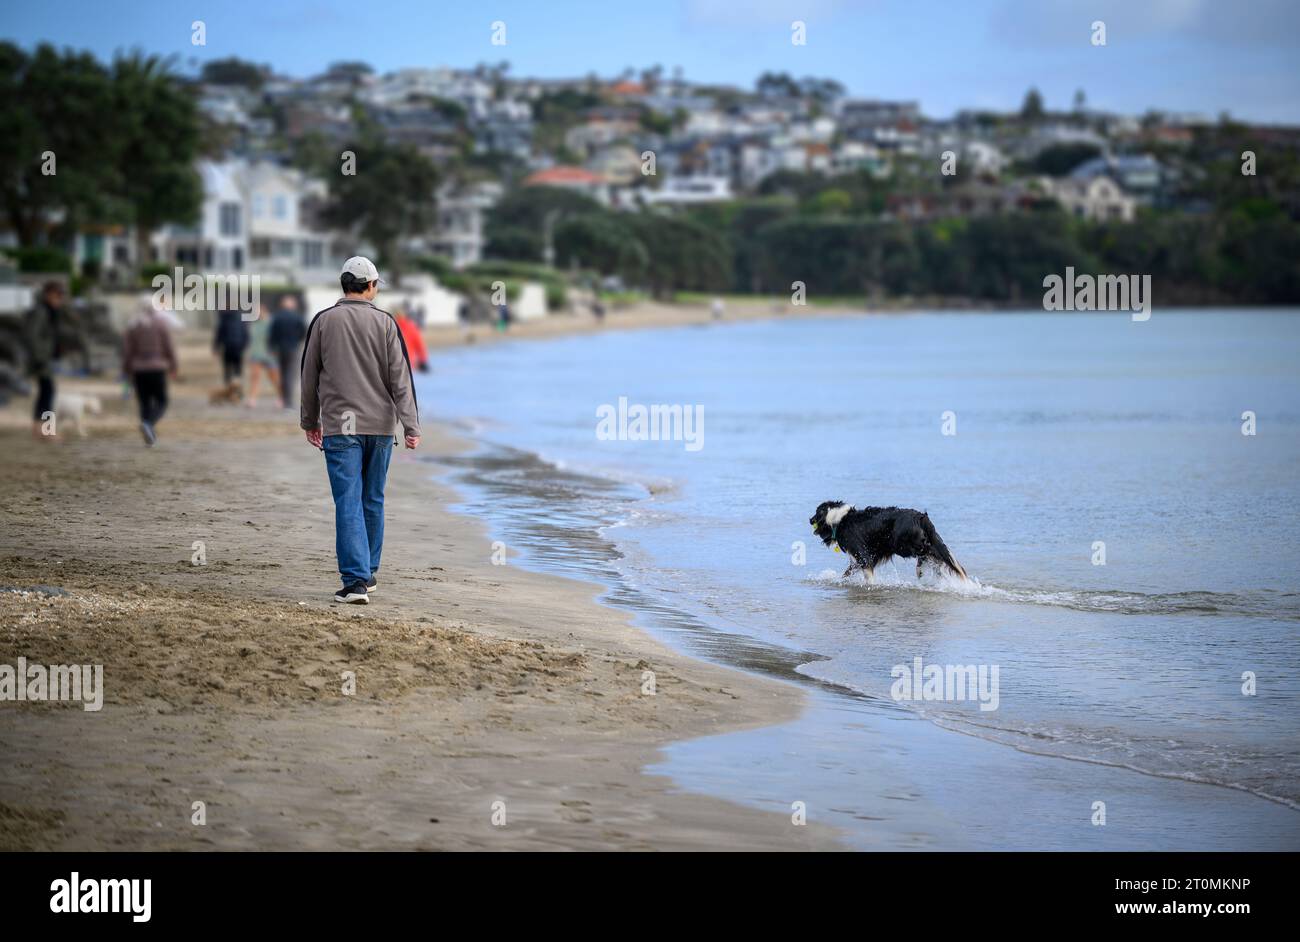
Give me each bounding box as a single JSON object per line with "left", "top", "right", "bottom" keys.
{"left": 53, "top": 392, "right": 103, "bottom": 437}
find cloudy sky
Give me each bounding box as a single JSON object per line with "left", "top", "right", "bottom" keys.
{"left": 7, "top": 0, "right": 1300, "bottom": 122}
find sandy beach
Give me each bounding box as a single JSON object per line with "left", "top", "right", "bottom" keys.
{"left": 0, "top": 301, "right": 841, "bottom": 851}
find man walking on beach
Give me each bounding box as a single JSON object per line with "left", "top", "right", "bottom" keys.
{"left": 23, "top": 281, "right": 67, "bottom": 440}
{"left": 300, "top": 257, "right": 420, "bottom": 604}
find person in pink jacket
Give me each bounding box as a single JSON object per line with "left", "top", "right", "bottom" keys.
{"left": 121, "top": 301, "right": 179, "bottom": 447}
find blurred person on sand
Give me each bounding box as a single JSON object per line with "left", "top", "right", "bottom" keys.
{"left": 121, "top": 299, "right": 179, "bottom": 447}
{"left": 300, "top": 257, "right": 420, "bottom": 604}
{"left": 394, "top": 303, "right": 429, "bottom": 373}
{"left": 245, "top": 303, "right": 280, "bottom": 408}
{"left": 212, "top": 306, "right": 249, "bottom": 388}
{"left": 22, "top": 281, "right": 69, "bottom": 440}
{"left": 270, "top": 294, "right": 307, "bottom": 408}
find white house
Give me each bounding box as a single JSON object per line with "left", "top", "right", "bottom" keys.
{"left": 1070, "top": 154, "right": 1165, "bottom": 203}
{"left": 830, "top": 140, "right": 889, "bottom": 178}
{"left": 151, "top": 160, "right": 352, "bottom": 285}
{"left": 738, "top": 140, "right": 783, "bottom": 190}
{"left": 153, "top": 161, "right": 249, "bottom": 273}
{"left": 405, "top": 180, "right": 502, "bottom": 270}
{"left": 1039, "top": 175, "right": 1137, "bottom": 222}
{"left": 243, "top": 162, "right": 347, "bottom": 283}
{"left": 365, "top": 68, "right": 494, "bottom": 118}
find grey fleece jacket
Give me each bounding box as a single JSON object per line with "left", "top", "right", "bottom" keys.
{"left": 299, "top": 298, "right": 420, "bottom": 437}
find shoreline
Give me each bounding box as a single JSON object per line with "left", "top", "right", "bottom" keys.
{"left": 417, "top": 308, "right": 1300, "bottom": 849}
{"left": 411, "top": 297, "right": 1300, "bottom": 360}
{"left": 0, "top": 326, "right": 841, "bottom": 850}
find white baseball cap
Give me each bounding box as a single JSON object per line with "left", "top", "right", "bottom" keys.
{"left": 341, "top": 256, "right": 385, "bottom": 286}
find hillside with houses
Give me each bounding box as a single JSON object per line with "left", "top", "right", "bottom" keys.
{"left": 4, "top": 52, "right": 1300, "bottom": 318}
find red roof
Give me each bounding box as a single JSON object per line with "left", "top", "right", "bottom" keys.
{"left": 524, "top": 166, "right": 606, "bottom": 186}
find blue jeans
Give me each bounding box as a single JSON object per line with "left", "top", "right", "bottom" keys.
{"left": 323, "top": 434, "right": 393, "bottom": 588}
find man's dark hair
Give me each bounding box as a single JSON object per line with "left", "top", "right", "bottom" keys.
{"left": 41, "top": 280, "right": 64, "bottom": 298}
{"left": 341, "top": 272, "right": 373, "bottom": 295}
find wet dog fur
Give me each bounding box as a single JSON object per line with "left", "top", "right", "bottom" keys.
{"left": 809, "top": 501, "right": 969, "bottom": 583}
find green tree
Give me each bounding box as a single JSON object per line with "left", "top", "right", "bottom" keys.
{"left": 484, "top": 185, "right": 603, "bottom": 259}
{"left": 110, "top": 52, "right": 205, "bottom": 265}
{"left": 200, "top": 57, "right": 268, "bottom": 89}
{"left": 1030, "top": 143, "right": 1101, "bottom": 177}
{"left": 625, "top": 212, "right": 729, "bottom": 298}
{"left": 316, "top": 124, "right": 440, "bottom": 280}
{"left": 808, "top": 188, "right": 853, "bottom": 215}
{"left": 1020, "top": 87, "right": 1045, "bottom": 123}
{"left": 756, "top": 71, "right": 800, "bottom": 99}
{"left": 555, "top": 214, "right": 649, "bottom": 280}
{"left": 0, "top": 43, "right": 119, "bottom": 246}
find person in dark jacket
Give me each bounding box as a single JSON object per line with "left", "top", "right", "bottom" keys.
{"left": 269, "top": 294, "right": 307, "bottom": 408}
{"left": 22, "top": 281, "right": 67, "bottom": 440}
{"left": 213, "top": 308, "right": 249, "bottom": 387}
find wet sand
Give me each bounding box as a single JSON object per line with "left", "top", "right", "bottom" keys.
{"left": 0, "top": 307, "right": 841, "bottom": 850}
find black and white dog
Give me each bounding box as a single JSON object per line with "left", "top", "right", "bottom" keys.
{"left": 809, "top": 501, "right": 969, "bottom": 583}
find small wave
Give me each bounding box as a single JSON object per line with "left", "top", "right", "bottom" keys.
{"left": 806, "top": 566, "right": 1298, "bottom": 618}
{"left": 599, "top": 504, "right": 678, "bottom": 533}
{"left": 926, "top": 713, "right": 1300, "bottom": 812}
{"left": 794, "top": 656, "right": 1300, "bottom": 813}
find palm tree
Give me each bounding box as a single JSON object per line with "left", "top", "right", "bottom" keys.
{"left": 111, "top": 51, "right": 204, "bottom": 269}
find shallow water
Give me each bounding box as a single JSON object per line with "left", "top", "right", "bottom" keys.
{"left": 420, "top": 310, "right": 1300, "bottom": 848}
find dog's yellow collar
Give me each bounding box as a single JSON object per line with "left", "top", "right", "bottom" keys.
{"left": 814, "top": 523, "right": 841, "bottom": 551}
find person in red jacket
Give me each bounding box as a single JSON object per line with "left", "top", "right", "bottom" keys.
{"left": 394, "top": 303, "right": 429, "bottom": 373}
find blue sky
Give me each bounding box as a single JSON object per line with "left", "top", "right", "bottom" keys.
{"left": 6, "top": 0, "right": 1300, "bottom": 122}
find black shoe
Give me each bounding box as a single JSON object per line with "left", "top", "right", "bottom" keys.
{"left": 334, "top": 583, "right": 369, "bottom": 604}
{"left": 366, "top": 576, "right": 377, "bottom": 593}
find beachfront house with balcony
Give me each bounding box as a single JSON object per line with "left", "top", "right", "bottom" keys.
{"left": 150, "top": 160, "right": 350, "bottom": 284}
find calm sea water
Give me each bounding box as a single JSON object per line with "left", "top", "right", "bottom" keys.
{"left": 419, "top": 310, "right": 1300, "bottom": 847}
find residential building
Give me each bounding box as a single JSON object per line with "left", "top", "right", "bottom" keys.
{"left": 830, "top": 140, "right": 889, "bottom": 178}
{"left": 1039, "top": 175, "right": 1137, "bottom": 222}
{"left": 413, "top": 180, "right": 502, "bottom": 269}
{"left": 153, "top": 161, "right": 249, "bottom": 272}
{"left": 1070, "top": 154, "right": 1166, "bottom": 203}
{"left": 522, "top": 166, "right": 612, "bottom": 205}
{"left": 587, "top": 144, "right": 644, "bottom": 185}
{"left": 152, "top": 160, "right": 351, "bottom": 283}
